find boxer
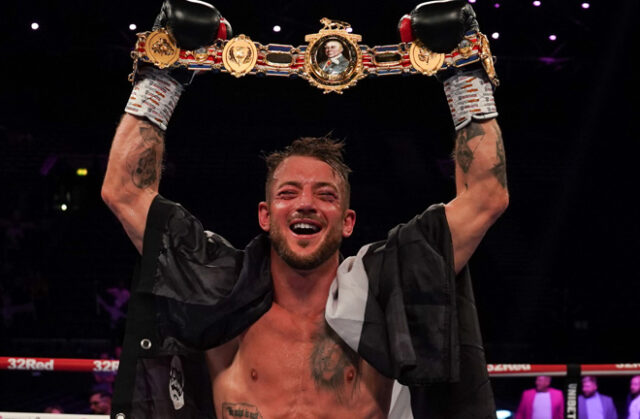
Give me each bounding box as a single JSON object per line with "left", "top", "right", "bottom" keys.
{"left": 103, "top": 1, "right": 507, "bottom": 417}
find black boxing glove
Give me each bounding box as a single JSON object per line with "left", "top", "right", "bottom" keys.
{"left": 399, "top": 1, "right": 498, "bottom": 130}
{"left": 125, "top": 1, "right": 232, "bottom": 130}
{"left": 153, "top": 0, "right": 232, "bottom": 50}
{"left": 399, "top": 0, "right": 478, "bottom": 54}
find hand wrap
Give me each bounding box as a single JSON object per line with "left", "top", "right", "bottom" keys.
{"left": 443, "top": 68, "right": 497, "bottom": 130}
{"left": 124, "top": 66, "right": 184, "bottom": 131}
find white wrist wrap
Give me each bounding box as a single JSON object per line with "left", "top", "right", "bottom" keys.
{"left": 443, "top": 69, "right": 498, "bottom": 131}
{"left": 125, "top": 67, "right": 184, "bottom": 131}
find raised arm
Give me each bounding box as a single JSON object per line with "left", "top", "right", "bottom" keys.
{"left": 102, "top": 115, "right": 165, "bottom": 253}
{"left": 400, "top": 0, "right": 509, "bottom": 273}
{"left": 101, "top": 0, "right": 230, "bottom": 253}
{"left": 445, "top": 119, "right": 508, "bottom": 273}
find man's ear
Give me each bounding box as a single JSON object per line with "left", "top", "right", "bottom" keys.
{"left": 342, "top": 209, "right": 356, "bottom": 238}
{"left": 258, "top": 201, "right": 270, "bottom": 232}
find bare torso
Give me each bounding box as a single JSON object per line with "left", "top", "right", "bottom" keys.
{"left": 206, "top": 302, "right": 394, "bottom": 418}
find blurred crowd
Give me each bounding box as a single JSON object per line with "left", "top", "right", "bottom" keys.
{"left": 0, "top": 126, "right": 128, "bottom": 413}
{"left": 515, "top": 375, "right": 640, "bottom": 419}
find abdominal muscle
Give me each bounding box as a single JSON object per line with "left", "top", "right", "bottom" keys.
{"left": 205, "top": 303, "right": 393, "bottom": 419}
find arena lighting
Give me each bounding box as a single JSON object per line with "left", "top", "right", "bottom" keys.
{"left": 76, "top": 168, "right": 88, "bottom": 176}
{"left": 468, "top": 0, "right": 477, "bottom": 3}
{"left": 491, "top": 32, "right": 500, "bottom": 40}
{"left": 494, "top": 3, "right": 500, "bottom": 8}
{"left": 346, "top": 27, "right": 353, "bottom": 33}
{"left": 533, "top": 0, "right": 541, "bottom": 6}
{"left": 581, "top": 2, "right": 590, "bottom": 8}
{"left": 549, "top": 34, "right": 557, "bottom": 41}
{"left": 272, "top": 25, "right": 281, "bottom": 32}
{"left": 129, "top": 23, "right": 137, "bottom": 31}
{"left": 31, "top": 22, "right": 39, "bottom": 30}
{"left": 496, "top": 410, "right": 513, "bottom": 419}
{"left": 60, "top": 204, "right": 68, "bottom": 212}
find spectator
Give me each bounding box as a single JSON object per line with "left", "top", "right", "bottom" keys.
{"left": 89, "top": 391, "right": 112, "bottom": 415}
{"left": 1, "top": 279, "right": 35, "bottom": 328}
{"left": 516, "top": 375, "right": 564, "bottom": 419}
{"left": 92, "top": 352, "right": 116, "bottom": 394}
{"left": 0, "top": 208, "right": 36, "bottom": 271}
{"left": 626, "top": 375, "right": 640, "bottom": 419}
{"left": 44, "top": 405, "right": 64, "bottom": 413}
{"left": 96, "top": 280, "right": 130, "bottom": 330}
{"left": 578, "top": 375, "right": 617, "bottom": 419}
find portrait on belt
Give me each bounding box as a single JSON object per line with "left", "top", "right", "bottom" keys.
{"left": 303, "top": 22, "right": 365, "bottom": 92}
{"left": 316, "top": 38, "right": 352, "bottom": 75}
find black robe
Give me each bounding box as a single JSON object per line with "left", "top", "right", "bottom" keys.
{"left": 111, "top": 195, "right": 496, "bottom": 418}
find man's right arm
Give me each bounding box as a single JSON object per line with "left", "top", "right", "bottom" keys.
{"left": 101, "top": 0, "right": 230, "bottom": 254}
{"left": 101, "top": 114, "right": 165, "bottom": 254}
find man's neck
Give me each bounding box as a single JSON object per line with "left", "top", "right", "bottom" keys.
{"left": 270, "top": 249, "right": 339, "bottom": 319}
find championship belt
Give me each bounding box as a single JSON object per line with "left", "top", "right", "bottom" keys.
{"left": 130, "top": 18, "right": 498, "bottom": 94}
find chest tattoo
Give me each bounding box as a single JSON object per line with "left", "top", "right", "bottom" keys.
{"left": 221, "top": 402, "right": 262, "bottom": 419}
{"left": 309, "top": 322, "right": 361, "bottom": 403}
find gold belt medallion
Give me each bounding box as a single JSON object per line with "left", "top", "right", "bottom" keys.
{"left": 409, "top": 42, "right": 445, "bottom": 76}
{"left": 303, "top": 18, "right": 365, "bottom": 94}
{"left": 145, "top": 29, "right": 180, "bottom": 69}
{"left": 222, "top": 35, "right": 258, "bottom": 78}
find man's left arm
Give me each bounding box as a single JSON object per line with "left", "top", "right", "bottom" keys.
{"left": 445, "top": 118, "right": 508, "bottom": 273}
{"left": 399, "top": 0, "right": 509, "bottom": 273}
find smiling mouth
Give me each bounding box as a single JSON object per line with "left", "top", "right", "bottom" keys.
{"left": 289, "top": 222, "right": 322, "bottom": 235}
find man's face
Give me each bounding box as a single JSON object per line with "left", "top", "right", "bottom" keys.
{"left": 89, "top": 394, "right": 111, "bottom": 414}
{"left": 324, "top": 41, "right": 343, "bottom": 59}
{"left": 535, "top": 375, "right": 551, "bottom": 392}
{"left": 582, "top": 379, "right": 597, "bottom": 397}
{"left": 631, "top": 376, "right": 640, "bottom": 395}
{"left": 259, "top": 156, "right": 355, "bottom": 271}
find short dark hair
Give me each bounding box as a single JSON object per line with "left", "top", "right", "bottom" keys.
{"left": 582, "top": 376, "right": 597, "bottom": 385}
{"left": 91, "top": 391, "right": 112, "bottom": 400}
{"left": 264, "top": 136, "right": 352, "bottom": 207}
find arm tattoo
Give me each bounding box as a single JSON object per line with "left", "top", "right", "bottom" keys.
{"left": 455, "top": 123, "right": 485, "bottom": 173}
{"left": 490, "top": 129, "right": 508, "bottom": 189}
{"left": 221, "top": 402, "right": 262, "bottom": 419}
{"left": 130, "top": 122, "right": 165, "bottom": 189}
{"left": 309, "top": 323, "right": 361, "bottom": 404}
{"left": 455, "top": 122, "right": 507, "bottom": 188}
{"left": 132, "top": 148, "right": 159, "bottom": 188}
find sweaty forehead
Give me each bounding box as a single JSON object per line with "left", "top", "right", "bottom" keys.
{"left": 272, "top": 156, "right": 340, "bottom": 187}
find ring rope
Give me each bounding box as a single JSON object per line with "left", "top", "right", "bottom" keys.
{"left": 1, "top": 357, "right": 639, "bottom": 376}
{"left": 0, "top": 413, "right": 108, "bottom": 419}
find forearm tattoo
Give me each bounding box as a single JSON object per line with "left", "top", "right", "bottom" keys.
{"left": 129, "top": 122, "right": 165, "bottom": 189}
{"left": 454, "top": 122, "right": 507, "bottom": 188}
{"left": 309, "top": 323, "right": 361, "bottom": 404}
{"left": 490, "top": 129, "right": 508, "bottom": 188}
{"left": 221, "top": 402, "right": 262, "bottom": 419}
{"left": 454, "top": 123, "right": 485, "bottom": 173}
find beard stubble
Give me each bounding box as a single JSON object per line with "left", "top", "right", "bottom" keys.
{"left": 269, "top": 219, "right": 343, "bottom": 270}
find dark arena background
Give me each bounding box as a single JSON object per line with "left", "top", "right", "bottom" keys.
{"left": 0, "top": 0, "right": 637, "bottom": 416}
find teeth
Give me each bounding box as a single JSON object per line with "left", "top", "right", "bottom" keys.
{"left": 291, "top": 222, "right": 320, "bottom": 234}
{"left": 293, "top": 223, "right": 316, "bottom": 230}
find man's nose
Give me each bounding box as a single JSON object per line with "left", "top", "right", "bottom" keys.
{"left": 295, "top": 189, "right": 316, "bottom": 212}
